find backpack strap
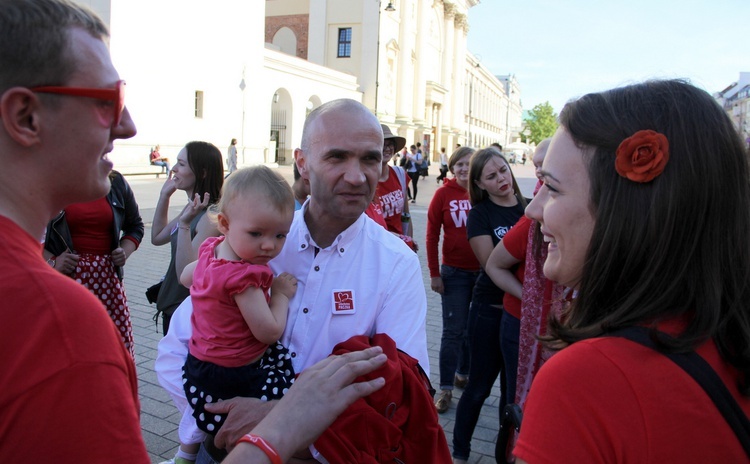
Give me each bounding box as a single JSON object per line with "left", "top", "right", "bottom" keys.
{"left": 393, "top": 165, "right": 407, "bottom": 197}
{"left": 609, "top": 326, "right": 750, "bottom": 458}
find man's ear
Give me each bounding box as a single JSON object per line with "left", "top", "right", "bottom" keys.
{"left": 0, "top": 88, "right": 43, "bottom": 147}
{"left": 294, "top": 148, "right": 308, "bottom": 179}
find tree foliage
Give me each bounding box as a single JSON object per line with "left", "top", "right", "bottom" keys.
{"left": 523, "top": 102, "right": 558, "bottom": 145}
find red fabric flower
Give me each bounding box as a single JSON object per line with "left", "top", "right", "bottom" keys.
{"left": 615, "top": 130, "right": 669, "bottom": 183}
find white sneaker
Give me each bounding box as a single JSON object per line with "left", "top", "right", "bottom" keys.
{"left": 159, "top": 457, "right": 194, "bottom": 464}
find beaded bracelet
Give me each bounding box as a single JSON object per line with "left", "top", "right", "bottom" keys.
{"left": 236, "top": 433, "right": 282, "bottom": 464}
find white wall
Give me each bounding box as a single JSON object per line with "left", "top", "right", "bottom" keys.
{"left": 97, "top": 0, "right": 360, "bottom": 170}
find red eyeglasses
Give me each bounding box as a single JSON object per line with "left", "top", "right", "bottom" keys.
{"left": 30, "top": 79, "right": 126, "bottom": 128}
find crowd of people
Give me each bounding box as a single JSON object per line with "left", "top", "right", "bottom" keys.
{"left": 2, "top": 1, "right": 748, "bottom": 463}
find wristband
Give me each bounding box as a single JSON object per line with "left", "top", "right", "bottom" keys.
{"left": 236, "top": 433, "right": 282, "bottom": 464}
{"left": 178, "top": 225, "right": 190, "bottom": 231}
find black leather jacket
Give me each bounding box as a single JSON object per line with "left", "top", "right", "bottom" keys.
{"left": 44, "top": 171, "right": 144, "bottom": 280}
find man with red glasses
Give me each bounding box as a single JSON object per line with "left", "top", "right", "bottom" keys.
{"left": 0, "top": 2, "right": 404, "bottom": 464}
{"left": 0, "top": 0, "right": 145, "bottom": 461}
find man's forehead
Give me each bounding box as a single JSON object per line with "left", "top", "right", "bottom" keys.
{"left": 66, "top": 28, "right": 118, "bottom": 84}
{"left": 307, "top": 113, "right": 381, "bottom": 144}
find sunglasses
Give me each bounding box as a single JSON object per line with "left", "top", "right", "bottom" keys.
{"left": 30, "top": 80, "right": 126, "bottom": 128}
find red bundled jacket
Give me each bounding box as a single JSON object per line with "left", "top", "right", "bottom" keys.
{"left": 314, "top": 334, "right": 452, "bottom": 463}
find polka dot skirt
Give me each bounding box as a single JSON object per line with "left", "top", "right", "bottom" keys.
{"left": 75, "top": 253, "right": 135, "bottom": 360}
{"left": 183, "top": 342, "right": 295, "bottom": 435}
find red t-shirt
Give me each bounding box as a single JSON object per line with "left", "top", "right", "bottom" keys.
{"left": 515, "top": 323, "right": 750, "bottom": 463}
{"left": 0, "top": 216, "right": 148, "bottom": 462}
{"left": 365, "top": 199, "right": 388, "bottom": 228}
{"left": 190, "top": 236, "right": 273, "bottom": 366}
{"left": 426, "top": 178, "right": 480, "bottom": 277}
{"left": 377, "top": 166, "right": 407, "bottom": 234}
{"left": 65, "top": 196, "right": 113, "bottom": 254}
{"left": 501, "top": 215, "right": 531, "bottom": 319}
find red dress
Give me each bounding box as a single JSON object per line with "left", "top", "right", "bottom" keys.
{"left": 66, "top": 198, "right": 134, "bottom": 359}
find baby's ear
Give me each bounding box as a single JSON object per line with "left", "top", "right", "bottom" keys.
{"left": 216, "top": 212, "right": 230, "bottom": 234}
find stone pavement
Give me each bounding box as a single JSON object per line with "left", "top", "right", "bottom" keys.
{"left": 123, "top": 162, "right": 538, "bottom": 463}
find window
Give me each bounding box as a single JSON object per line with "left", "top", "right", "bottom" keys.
{"left": 337, "top": 28, "right": 351, "bottom": 58}
{"left": 195, "top": 90, "right": 204, "bottom": 118}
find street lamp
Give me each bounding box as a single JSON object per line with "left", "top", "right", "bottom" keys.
{"left": 239, "top": 68, "right": 246, "bottom": 161}
{"left": 505, "top": 87, "right": 514, "bottom": 147}
{"left": 467, "top": 60, "right": 480, "bottom": 146}
{"left": 374, "top": 1, "right": 395, "bottom": 116}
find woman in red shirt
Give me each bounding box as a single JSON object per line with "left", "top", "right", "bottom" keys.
{"left": 426, "top": 146, "right": 479, "bottom": 413}
{"left": 514, "top": 80, "right": 750, "bottom": 463}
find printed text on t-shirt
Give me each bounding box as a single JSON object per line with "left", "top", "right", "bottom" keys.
{"left": 449, "top": 199, "right": 472, "bottom": 227}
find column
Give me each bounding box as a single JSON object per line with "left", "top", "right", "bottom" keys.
{"left": 395, "top": 0, "right": 414, "bottom": 123}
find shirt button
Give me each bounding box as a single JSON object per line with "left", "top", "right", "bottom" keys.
{"left": 303, "top": 307, "right": 309, "bottom": 314}
{"left": 339, "top": 248, "right": 344, "bottom": 253}
{"left": 291, "top": 352, "right": 297, "bottom": 358}
{"left": 301, "top": 244, "right": 306, "bottom": 249}
{"left": 314, "top": 266, "right": 320, "bottom": 271}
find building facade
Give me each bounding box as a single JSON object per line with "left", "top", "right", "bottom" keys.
{"left": 715, "top": 72, "right": 750, "bottom": 148}
{"left": 267, "top": 0, "right": 521, "bottom": 161}
{"left": 79, "top": 0, "right": 521, "bottom": 169}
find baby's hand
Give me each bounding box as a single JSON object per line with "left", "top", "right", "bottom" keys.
{"left": 272, "top": 272, "right": 298, "bottom": 300}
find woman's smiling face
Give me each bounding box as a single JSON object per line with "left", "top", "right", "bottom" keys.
{"left": 171, "top": 147, "right": 196, "bottom": 193}
{"left": 451, "top": 154, "right": 471, "bottom": 187}
{"left": 525, "top": 128, "right": 595, "bottom": 288}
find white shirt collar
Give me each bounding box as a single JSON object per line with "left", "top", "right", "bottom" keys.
{"left": 294, "top": 201, "right": 366, "bottom": 257}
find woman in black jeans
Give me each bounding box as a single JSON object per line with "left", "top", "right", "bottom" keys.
{"left": 406, "top": 144, "right": 422, "bottom": 202}
{"left": 452, "top": 147, "right": 526, "bottom": 464}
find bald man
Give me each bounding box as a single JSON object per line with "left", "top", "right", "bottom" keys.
{"left": 157, "top": 99, "right": 429, "bottom": 462}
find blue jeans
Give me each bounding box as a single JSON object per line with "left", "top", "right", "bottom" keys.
{"left": 196, "top": 444, "right": 221, "bottom": 464}
{"left": 152, "top": 160, "right": 170, "bottom": 172}
{"left": 495, "top": 311, "right": 520, "bottom": 462}
{"left": 452, "top": 300, "right": 504, "bottom": 460}
{"left": 438, "top": 265, "right": 478, "bottom": 389}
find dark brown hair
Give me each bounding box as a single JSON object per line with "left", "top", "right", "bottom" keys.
{"left": 185, "top": 141, "right": 223, "bottom": 206}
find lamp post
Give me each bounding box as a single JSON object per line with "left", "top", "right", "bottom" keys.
{"left": 239, "top": 67, "right": 246, "bottom": 164}
{"left": 467, "top": 60, "right": 480, "bottom": 146}
{"left": 468, "top": 74, "right": 473, "bottom": 146}
{"left": 505, "top": 87, "right": 514, "bottom": 147}
{"left": 374, "top": 1, "right": 395, "bottom": 116}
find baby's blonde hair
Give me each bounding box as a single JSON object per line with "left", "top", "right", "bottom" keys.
{"left": 210, "top": 166, "right": 294, "bottom": 222}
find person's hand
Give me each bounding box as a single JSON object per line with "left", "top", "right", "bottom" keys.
{"left": 272, "top": 272, "right": 298, "bottom": 300}
{"left": 205, "top": 397, "right": 276, "bottom": 451}
{"left": 53, "top": 251, "right": 79, "bottom": 276}
{"left": 263, "top": 347, "right": 387, "bottom": 446}
{"left": 430, "top": 276, "right": 444, "bottom": 294}
{"left": 159, "top": 171, "right": 178, "bottom": 198}
{"left": 179, "top": 192, "right": 210, "bottom": 227}
{"left": 222, "top": 347, "right": 388, "bottom": 464}
{"left": 110, "top": 247, "right": 128, "bottom": 267}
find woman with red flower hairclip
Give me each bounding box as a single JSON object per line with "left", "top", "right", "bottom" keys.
{"left": 513, "top": 80, "right": 750, "bottom": 463}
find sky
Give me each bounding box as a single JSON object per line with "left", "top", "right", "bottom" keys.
{"left": 467, "top": 0, "right": 749, "bottom": 115}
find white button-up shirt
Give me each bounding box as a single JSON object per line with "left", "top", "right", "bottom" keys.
{"left": 271, "top": 205, "right": 429, "bottom": 375}
{"left": 156, "top": 205, "right": 429, "bottom": 401}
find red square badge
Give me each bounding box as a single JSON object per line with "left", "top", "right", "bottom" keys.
{"left": 332, "top": 290, "right": 355, "bottom": 314}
